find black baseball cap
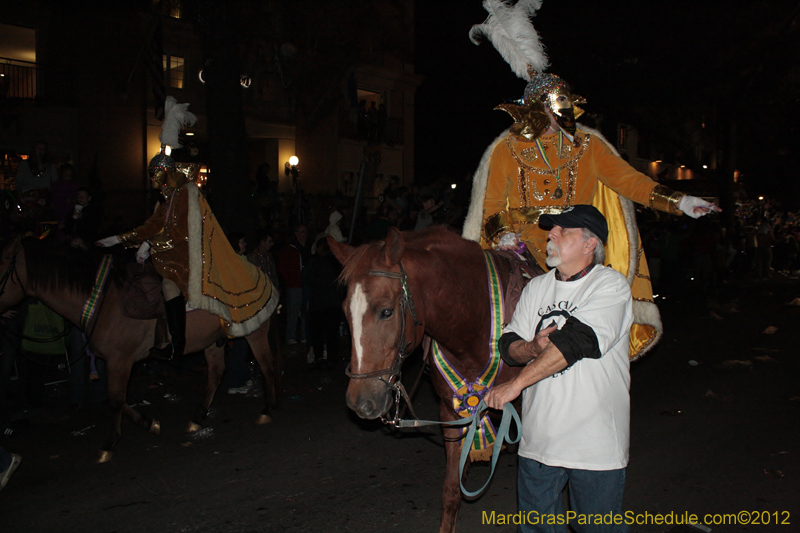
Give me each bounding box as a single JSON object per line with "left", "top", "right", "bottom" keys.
{"left": 539, "top": 205, "right": 609, "bottom": 243}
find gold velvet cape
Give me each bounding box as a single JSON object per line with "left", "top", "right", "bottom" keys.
{"left": 125, "top": 183, "right": 278, "bottom": 337}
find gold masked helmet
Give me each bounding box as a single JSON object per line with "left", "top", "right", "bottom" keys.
{"left": 496, "top": 68, "right": 586, "bottom": 140}
{"left": 148, "top": 147, "right": 200, "bottom": 198}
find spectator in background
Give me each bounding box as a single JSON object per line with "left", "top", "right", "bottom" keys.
{"left": 415, "top": 194, "right": 443, "bottom": 231}
{"left": 326, "top": 211, "right": 346, "bottom": 243}
{"left": 247, "top": 231, "right": 278, "bottom": 285}
{"left": 15, "top": 141, "right": 58, "bottom": 197}
{"left": 15, "top": 141, "right": 59, "bottom": 222}
{"left": 226, "top": 231, "right": 254, "bottom": 394}
{"left": 755, "top": 218, "right": 774, "bottom": 279}
{"left": 305, "top": 237, "right": 344, "bottom": 368}
{"left": 51, "top": 164, "right": 79, "bottom": 235}
{"left": 365, "top": 205, "right": 392, "bottom": 242}
{"left": 0, "top": 308, "right": 22, "bottom": 436}
{"left": 63, "top": 187, "right": 102, "bottom": 249}
{"left": 278, "top": 224, "right": 312, "bottom": 344}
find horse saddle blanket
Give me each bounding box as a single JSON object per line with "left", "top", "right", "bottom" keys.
{"left": 122, "top": 263, "right": 166, "bottom": 320}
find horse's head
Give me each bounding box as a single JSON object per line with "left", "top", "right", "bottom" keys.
{"left": 0, "top": 236, "right": 27, "bottom": 312}
{"left": 329, "top": 228, "right": 425, "bottom": 420}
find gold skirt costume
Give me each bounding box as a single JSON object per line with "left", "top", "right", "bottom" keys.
{"left": 463, "top": 126, "right": 682, "bottom": 360}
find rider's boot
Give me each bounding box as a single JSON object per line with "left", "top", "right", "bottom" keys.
{"left": 150, "top": 294, "right": 186, "bottom": 362}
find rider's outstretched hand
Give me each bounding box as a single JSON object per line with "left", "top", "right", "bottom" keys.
{"left": 95, "top": 235, "right": 122, "bottom": 248}
{"left": 679, "top": 195, "right": 721, "bottom": 219}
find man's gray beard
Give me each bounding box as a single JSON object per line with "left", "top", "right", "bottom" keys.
{"left": 545, "top": 241, "right": 561, "bottom": 268}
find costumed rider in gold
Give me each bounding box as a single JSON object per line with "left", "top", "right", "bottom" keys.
{"left": 96, "top": 97, "right": 278, "bottom": 361}
{"left": 462, "top": 0, "right": 720, "bottom": 360}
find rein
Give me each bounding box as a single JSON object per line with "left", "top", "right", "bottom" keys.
{"left": 0, "top": 246, "right": 24, "bottom": 302}
{"left": 345, "top": 261, "right": 423, "bottom": 425}
{"left": 400, "top": 399, "right": 521, "bottom": 498}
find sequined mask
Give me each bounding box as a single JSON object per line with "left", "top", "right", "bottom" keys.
{"left": 496, "top": 70, "right": 586, "bottom": 139}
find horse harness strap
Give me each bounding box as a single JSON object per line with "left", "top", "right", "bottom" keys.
{"left": 0, "top": 244, "right": 23, "bottom": 301}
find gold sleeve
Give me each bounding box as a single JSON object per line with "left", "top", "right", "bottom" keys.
{"left": 118, "top": 230, "right": 142, "bottom": 248}
{"left": 649, "top": 185, "right": 685, "bottom": 215}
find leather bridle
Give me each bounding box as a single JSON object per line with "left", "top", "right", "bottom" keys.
{"left": 345, "top": 261, "right": 423, "bottom": 426}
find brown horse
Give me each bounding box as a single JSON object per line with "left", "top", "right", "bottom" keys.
{"left": 329, "top": 226, "right": 542, "bottom": 533}
{"left": 0, "top": 237, "right": 280, "bottom": 461}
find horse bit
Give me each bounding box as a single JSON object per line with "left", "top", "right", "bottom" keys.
{"left": 345, "top": 261, "right": 423, "bottom": 427}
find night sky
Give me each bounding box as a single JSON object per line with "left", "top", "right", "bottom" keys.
{"left": 413, "top": 0, "right": 800, "bottom": 201}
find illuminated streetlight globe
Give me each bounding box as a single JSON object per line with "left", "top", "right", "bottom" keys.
{"left": 289, "top": 156, "right": 299, "bottom": 166}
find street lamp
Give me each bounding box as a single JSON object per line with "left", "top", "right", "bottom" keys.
{"left": 285, "top": 156, "right": 300, "bottom": 188}
{"left": 285, "top": 156, "right": 303, "bottom": 224}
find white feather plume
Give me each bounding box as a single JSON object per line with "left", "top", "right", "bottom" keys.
{"left": 469, "top": 0, "right": 548, "bottom": 80}
{"left": 159, "top": 96, "right": 197, "bottom": 149}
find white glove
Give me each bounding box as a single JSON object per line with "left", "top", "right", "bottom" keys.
{"left": 136, "top": 242, "right": 152, "bottom": 264}
{"left": 95, "top": 235, "right": 122, "bottom": 247}
{"left": 679, "top": 195, "right": 719, "bottom": 219}
{"left": 497, "top": 232, "right": 520, "bottom": 248}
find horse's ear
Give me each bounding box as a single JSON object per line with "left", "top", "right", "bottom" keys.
{"left": 328, "top": 235, "right": 355, "bottom": 265}
{"left": 382, "top": 227, "right": 404, "bottom": 266}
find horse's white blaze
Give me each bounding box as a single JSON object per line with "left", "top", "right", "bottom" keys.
{"left": 350, "top": 282, "right": 368, "bottom": 371}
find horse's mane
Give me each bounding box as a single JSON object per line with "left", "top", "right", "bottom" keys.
{"left": 338, "top": 225, "right": 473, "bottom": 285}
{"left": 21, "top": 238, "right": 126, "bottom": 294}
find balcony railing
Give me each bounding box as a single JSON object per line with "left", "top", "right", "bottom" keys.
{"left": 0, "top": 57, "right": 74, "bottom": 103}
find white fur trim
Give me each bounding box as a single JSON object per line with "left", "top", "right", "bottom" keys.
{"left": 226, "top": 288, "right": 279, "bottom": 338}
{"left": 631, "top": 299, "right": 663, "bottom": 360}
{"left": 186, "top": 183, "right": 278, "bottom": 337}
{"left": 463, "top": 129, "right": 509, "bottom": 242}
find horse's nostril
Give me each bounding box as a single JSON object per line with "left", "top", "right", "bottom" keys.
{"left": 358, "top": 398, "right": 377, "bottom": 418}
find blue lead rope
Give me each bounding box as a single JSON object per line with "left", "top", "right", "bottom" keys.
{"left": 397, "top": 400, "right": 521, "bottom": 498}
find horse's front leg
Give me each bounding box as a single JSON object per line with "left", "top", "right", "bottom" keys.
{"left": 247, "top": 319, "right": 280, "bottom": 425}
{"left": 439, "top": 400, "right": 467, "bottom": 533}
{"left": 187, "top": 343, "right": 225, "bottom": 433}
{"left": 98, "top": 354, "right": 159, "bottom": 462}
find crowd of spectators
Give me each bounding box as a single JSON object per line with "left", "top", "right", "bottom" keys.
{"left": 640, "top": 195, "right": 800, "bottom": 296}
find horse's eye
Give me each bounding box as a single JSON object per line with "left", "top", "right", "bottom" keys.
{"left": 379, "top": 308, "right": 394, "bottom": 320}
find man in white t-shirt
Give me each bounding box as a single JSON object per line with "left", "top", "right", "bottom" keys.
{"left": 485, "top": 204, "right": 634, "bottom": 533}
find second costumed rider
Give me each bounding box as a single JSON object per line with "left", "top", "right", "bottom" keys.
{"left": 462, "top": 0, "right": 720, "bottom": 359}
{"left": 97, "top": 97, "right": 278, "bottom": 360}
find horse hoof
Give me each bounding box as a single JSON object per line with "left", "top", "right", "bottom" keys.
{"left": 256, "top": 414, "right": 273, "bottom": 425}
{"left": 186, "top": 421, "right": 203, "bottom": 433}
{"left": 149, "top": 419, "right": 161, "bottom": 436}
{"left": 97, "top": 450, "right": 114, "bottom": 463}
